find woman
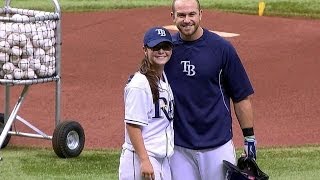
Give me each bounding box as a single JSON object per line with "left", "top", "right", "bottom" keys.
{"left": 119, "top": 27, "right": 174, "bottom": 180}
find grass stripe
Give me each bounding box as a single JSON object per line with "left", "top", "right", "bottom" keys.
{"left": 1, "top": 145, "right": 320, "bottom": 179}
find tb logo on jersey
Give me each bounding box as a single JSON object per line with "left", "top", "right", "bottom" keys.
{"left": 181, "top": 61, "right": 196, "bottom": 76}
{"left": 156, "top": 29, "right": 166, "bottom": 37}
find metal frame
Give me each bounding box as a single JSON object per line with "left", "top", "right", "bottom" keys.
{"left": 0, "top": 0, "right": 61, "bottom": 154}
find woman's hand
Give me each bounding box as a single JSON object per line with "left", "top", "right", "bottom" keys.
{"left": 140, "top": 159, "right": 155, "bottom": 180}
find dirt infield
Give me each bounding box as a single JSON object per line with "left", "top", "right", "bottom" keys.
{"left": 1, "top": 7, "right": 320, "bottom": 150}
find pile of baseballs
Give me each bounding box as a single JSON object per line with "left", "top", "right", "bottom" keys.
{"left": 0, "top": 13, "right": 56, "bottom": 80}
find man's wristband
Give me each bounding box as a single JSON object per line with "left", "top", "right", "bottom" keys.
{"left": 242, "top": 127, "right": 254, "bottom": 137}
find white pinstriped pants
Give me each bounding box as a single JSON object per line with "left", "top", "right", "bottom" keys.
{"left": 170, "top": 140, "right": 236, "bottom": 180}
{"left": 119, "top": 149, "right": 172, "bottom": 180}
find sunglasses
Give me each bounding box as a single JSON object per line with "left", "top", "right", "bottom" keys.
{"left": 148, "top": 43, "right": 173, "bottom": 51}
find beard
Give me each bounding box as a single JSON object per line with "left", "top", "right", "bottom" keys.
{"left": 177, "top": 23, "right": 199, "bottom": 37}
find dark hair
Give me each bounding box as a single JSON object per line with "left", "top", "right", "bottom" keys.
{"left": 172, "top": 0, "right": 201, "bottom": 13}
{"left": 139, "top": 57, "right": 159, "bottom": 103}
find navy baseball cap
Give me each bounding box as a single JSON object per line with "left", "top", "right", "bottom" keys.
{"left": 143, "top": 27, "right": 173, "bottom": 48}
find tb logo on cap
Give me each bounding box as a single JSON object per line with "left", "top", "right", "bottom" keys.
{"left": 156, "top": 29, "right": 166, "bottom": 37}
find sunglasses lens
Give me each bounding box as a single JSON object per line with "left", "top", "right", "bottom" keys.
{"left": 151, "top": 43, "right": 172, "bottom": 51}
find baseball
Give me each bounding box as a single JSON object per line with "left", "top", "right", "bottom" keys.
{"left": 11, "top": 23, "right": 26, "bottom": 34}
{"left": 11, "top": 23, "right": 19, "bottom": 33}
{"left": 42, "top": 39, "right": 53, "bottom": 50}
{"left": 24, "top": 23, "right": 33, "bottom": 38}
{"left": 0, "top": 52, "right": 9, "bottom": 63}
{"left": 4, "top": 23, "right": 13, "bottom": 35}
{"left": 45, "top": 46, "right": 55, "bottom": 56}
{"left": 7, "top": 33, "right": 19, "bottom": 46}
{"left": 24, "top": 68, "right": 35, "bottom": 79}
{"left": 8, "top": 33, "right": 28, "bottom": 47}
{"left": 38, "top": 39, "right": 45, "bottom": 48}
{"left": 42, "top": 55, "right": 56, "bottom": 67}
{"left": 11, "top": 14, "right": 29, "bottom": 22}
{"left": 9, "top": 55, "right": 20, "bottom": 65}
{"left": 31, "top": 24, "right": 38, "bottom": 36}
{"left": 11, "top": 14, "right": 22, "bottom": 19}
{"left": 36, "top": 22, "right": 45, "bottom": 29}
{"left": 51, "top": 37, "right": 56, "bottom": 45}
{"left": 36, "top": 64, "right": 47, "bottom": 77}
{"left": 16, "top": 33, "right": 27, "bottom": 47}
{"left": 32, "top": 34, "right": 44, "bottom": 48}
{"left": 41, "top": 55, "right": 50, "bottom": 66}
{"left": 22, "top": 40, "right": 34, "bottom": 57}
{"left": 46, "top": 21, "right": 56, "bottom": 30}
{"left": 21, "top": 15, "right": 30, "bottom": 22}
{"left": 34, "top": 48, "right": 45, "bottom": 60}
{"left": 47, "top": 29, "right": 55, "bottom": 39}
{"left": 4, "top": 74, "right": 13, "bottom": 80}
{"left": 2, "top": 62, "right": 15, "bottom": 74}
{"left": 0, "top": 41, "right": 10, "bottom": 53}
{"left": 18, "top": 58, "right": 29, "bottom": 71}
{"left": 10, "top": 46, "right": 23, "bottom": 56}
{"left": 35, "top": 12, "right": 46, "bottom": 18}
{"left": 50, "top": 56, "right": 56, "bottom": 67}
{"left": 0, "top": 29, "right": 6, "bottom": 40}
{"left": 47, "top": 66, "right": 55, "bottom": 76}
{"left": 22, "top": 47, "right": 34, "bottom": 57}
{"left": 37, "top": 26, "right": 48, "bottom": 38}
{"left": 13, "top": 68, "right": 24, "bottom": 79}
{"left": 29, "top": 58, "right": 41, "bottom": 70}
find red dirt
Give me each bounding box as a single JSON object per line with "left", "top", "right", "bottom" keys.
{"left": 1, "top": 7, "right": 320, "bottom": 150}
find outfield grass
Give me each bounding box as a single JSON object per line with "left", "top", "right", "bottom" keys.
{"left": 1, "top": 145, "right": 320, "bottom": 179}
{"left": 6, "top": 0, "right": 320, "bottom": 19}
{"left": 0, "top": 146, "right": 120, "bottom": 180}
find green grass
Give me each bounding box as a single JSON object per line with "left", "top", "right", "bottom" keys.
{"left": 1, "top": 145, "right": 320, "bottom": 179}
{"left": 4, "top": 0, "right": 320, "bottom": 19}
{"left": 257, "top": 145, "right": 320, "bottom": 180}
{"left": 0, "top": 146, "right": 120, "bottom": 180}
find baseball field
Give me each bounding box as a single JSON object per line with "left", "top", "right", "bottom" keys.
{"left": 0, "top": 0, "right": 320, "bottom": 179}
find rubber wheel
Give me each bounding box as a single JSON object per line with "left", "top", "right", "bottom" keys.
{"left": 52, "top": 121, "right": 85, "bottom": 158}
{"left": 0, "top": 113, "right": 12, "bottom": 149}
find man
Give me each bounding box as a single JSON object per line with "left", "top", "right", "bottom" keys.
{"left": 164, "top": 0, "right": 257, "bottom": 179}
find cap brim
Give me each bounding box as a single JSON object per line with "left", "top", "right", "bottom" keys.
{"left": 146, "top": 39, "right": 173, "bottom": 48}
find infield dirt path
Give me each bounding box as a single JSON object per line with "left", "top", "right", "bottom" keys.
{"left": 1, "top": 7, "right": 320, "bottom": 150}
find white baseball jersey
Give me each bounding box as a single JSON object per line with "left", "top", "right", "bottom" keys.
{"left": 122, "top": 71, "right": 174, "bottom": 158}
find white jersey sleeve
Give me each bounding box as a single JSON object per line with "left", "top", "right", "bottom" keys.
{"left": 124, "top": 72, "right": 153, "bottom": 126}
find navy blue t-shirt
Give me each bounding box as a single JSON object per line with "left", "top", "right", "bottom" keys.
{"left": 164, "top": 29, "right": 254, "bottom": 149}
